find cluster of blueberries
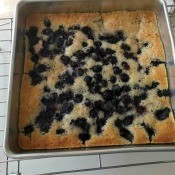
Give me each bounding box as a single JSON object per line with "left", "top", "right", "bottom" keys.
{"left": 23, "top": 18, "right": 171, "bottom": 144}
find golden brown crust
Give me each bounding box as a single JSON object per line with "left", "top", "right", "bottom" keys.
{"left": 19, "top": 11, "right": 175, "bottom": 150}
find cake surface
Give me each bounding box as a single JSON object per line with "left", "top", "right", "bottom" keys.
{"left": 18, "top": 11, "right": 175, "bottom": 150}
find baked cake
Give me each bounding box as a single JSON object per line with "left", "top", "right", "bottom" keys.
{"left": 18, "top": 11, "right": 175, "bottom": 150}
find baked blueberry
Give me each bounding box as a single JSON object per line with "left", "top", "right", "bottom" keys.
{"left": 108, "top": 56, "right": 117, "bottom": 64}
{"left": 120, "top": 73, "right": 129, "bottom": 82}
{"left": 102, "top": 90, "right": 113, "bottom": 101}
{"left": 94, "top": 41, "right": 102, "bottom": 47}
{"left": 141, "top": 123, "right": 155, "bottom": 142}
{"left": 36, "top": 64, "right": 49, "bottom": 73}
{"left": 122, "top": 85, "right": 131, "bottom": 92}
{"left": 66, "top": 38, "right": 73, "bottom": 46}
{"left": 35, "top": 109, "right": 55, "bottom": 133}
{"left": 74, "top": 50, "right": 86, "bottom": 59}
{"left": 55, "top": 81, "right": 64, "bottom": 89}
{"left": 115, "top": 119, "right": 123, "bottom": 128}
{"left": 43, "top": 86, "right": 50, "bottom": 93}
{"left": 120, "top": 128, "right": 134, "bottom": 142}
{"left": 113, "top": 66, "right": 122, "bottom": 74}
{"left": 123, "top": 115, "right": 134, "bottom": 126}
{"left": 101, "top": 101, "right": 112, "bottom": 111}
{"left": 84, "top": 76, "right": 92, "bottom": 86}
{"left": 31, "top": 54, "right": 39, "bottom": 64}
{"left": 151, "top": 59, "right": 165, "bottom": 67}
{"left": 60, "top": 102, "right": 74, "bottom": 114}
{"left": 94, "top": 73, "right": 102, "bottom": 83}
{"left": 42, "top": 28, "right": 53, "bottom": 35}
{"left": 111, "top": 76, "right": 117, "bottom": 83}
{"left": 84, "top": 99, "right": 93, "bottom": 108}
{"left": 112, "top": 97, "right": 120, "bottom": 106}
{"left": 96, "top": 118, "right": 106, "bottom": 133}
{"left": 137, "top": 48, "right": 142, "bottom": 55}
{"left": 74, "top": 94, "right": 83, "bottom": 103}
{"left": 121, "top": 61, "right": 130, "bottom": 70}
{"left": 60, "top": 55, "right": 71, "bottom": 65}
{"left": 102, "top": 59, "right": 109, "bottom": 65}
{"left": 121, "top": 43, "right": 131, "bottom": 51}
{"left": 122, "top": 94, "right": 132, "bottom": 105}
{"left": 55, "top": 37, "right": 64, "bottom": 47}
{"left": 73, "top": 68, "right": 84, "bottom": 77}
{"left": 71, "top": 118, "right": 90, "bottom": 132}
{"left": 101, "top": 80, "right": 108, "bottom": 87}
{"left": 28, "top": 36, "right": 40, "bottom": 46}
{"left": 54, "top": 113, "right": 64, "bottom": 121}
{"left": 92, "top": 65, "right": 102, "bottom": 72}
{"left": 157, "top": 89, "right": 170, "bottom": 97}
{"left": 29, "top": 46, "right": 35, "bottom": 54}
{"left": 82, "top": 42, "right": 88, "bottom": 47}
{"left": 79, "top": 133, "right": 91, "bottom": 144}
{"left": 81, "top": 26, "right": 94, "bottom": 39}
{"left": 89, "top": 84, "right": 101, "bottom": 93}
{"left": 112, "top": 85, "right": 122, "bottom": 96}
{"left": 105, "top": 48, "right": 116, "bottom": 55}
{"left": 29, "top": 70, "right": 42, "bottom": 86}
{"left": 60, "top": 71, "right": 74, "bottom": 85}
{"left": 116, "top": 106, "right": 125, "bottom": 114}
{"left": 143, "top": 42, "right": 148, "bottom": 47}
{"left": 26, "top": 26, "right": 38, "bottom": 37}
{"left": 40, "top": 48, "right": 51, "bottom": 58}
{"left": 136, "top": 105, "right": 146, "bottom": 114}
{"left": 90, "top": 109, "right": 98, "bottom": 118}
{"left": 56, "top": 128, "right": 65, "bottom": 135}
{"left": 23, "top": 124, "right": 34, "bottom": 136}
{"left": 155, "top": 107, "right": 170, "bottom": 121}
{"left": 44, "top": 18, "right": 51, "bottom": 28}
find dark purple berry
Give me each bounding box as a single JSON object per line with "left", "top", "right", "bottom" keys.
{"left": 27, "top": 26, "right": 38, "bottom": 37}
{"left": 56, "top": 128, "right": 65, "bottom": 135}
{"left": 121, "top": 61, "right": 130, "bottom": 70}
{"left": 60, "top": 102, "right": 74, "bottom": 114}
{"left": 101, "top": 80, "right": 108, "bottom": 87}
{"left": 82, "top": 42, "right": 88, "bottom": 47}
{"left": 92, "top": 65, "right": 102, "bottom": 72}
{"left": 120, "top": 128, "right": 134, "bottom": 142}
{"left": 112, "top": 85, "right": 122, "bottom": 96}
{"left": 111, "top": 76, "right": 117, "bottom": 83}
{"left": 94, "top": 41, "right": 102, "bottom": 47}
{"left": 44, "top": 18, "right": 51, "bottom": 28}
{"left": 79, "top": 133, "right": 91, "bottom": 144}
{"left": 123, "top": 115, "right": 134, "bottom": 126}
{"left": 113, "top": 67, "right": 122, "bottom": 74}
{"left": 105, "top": 48, "right": 116, "bottom": 55}
{"left": 121, "top": 43, "right": 131, "bottom": 51}
{"left": 90, "top": 109, "right": 98, "bottom": 118}
{"left": 66, "top": 38, "right": 73, "bottom": 46}
{"left": 74, "top": 94, "right": 83, "bottom": 103}
{"left": 23, "top": 124, "right": 34, "bottom": 136}
{"left": 81, "top": 26, "right": 94, "bottom": 39}
{"left": 94, "top": 73, "right": 102, "bottom": 83}
{"left": 29, "top": 70, "right": 42, "bottom": 86}
{"left": 116, "top": 106, "right": 125, "bottom": 114}
{"left": 42, "top": 28, "right": 53, "bottom": 35}
{"left": 84, "top": 76, "right": 92, "bottom": 85}
{"left": 120, "top": 73, "right": 129, "bottom": 82}
{"left": 36, "top": 64, "right": 49, "bottom": 73}
{"left": 155, "top": 107, "right": 170, "bottom": 121}
{"left": 73, "top": 68, "right": 84, "bottom": 77}
{"left": 71, "top": 118, "right": 90, "bottom": 132}
{"left": 136, "top": 105, "right": 146, "bottom": 114}
{"left": 43, "top": 86, "right": 50, "bottom": 92}
{"left": 60, "top": 55, "right": 71, "bottom": 65}
{"left": 31, "top": 54, "right": 39, "bottom": 64}
{"left": 102, "top": 90, "right": 113, "bottom": 101}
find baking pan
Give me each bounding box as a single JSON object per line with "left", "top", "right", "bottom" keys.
{"left": 3, "top": 0, "right": 175, "bottom": 159}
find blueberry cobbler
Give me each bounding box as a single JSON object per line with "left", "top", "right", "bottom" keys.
{"left": 18, "top": 11, "right": 175, "bottom": 150}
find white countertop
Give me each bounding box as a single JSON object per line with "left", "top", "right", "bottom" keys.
{"left": 0, "top": 0, "right": 175, "bottom": 174}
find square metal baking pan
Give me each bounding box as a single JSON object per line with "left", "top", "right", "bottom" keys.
{"left": 3, "top": 0, "right": 175, "bottom": 159}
